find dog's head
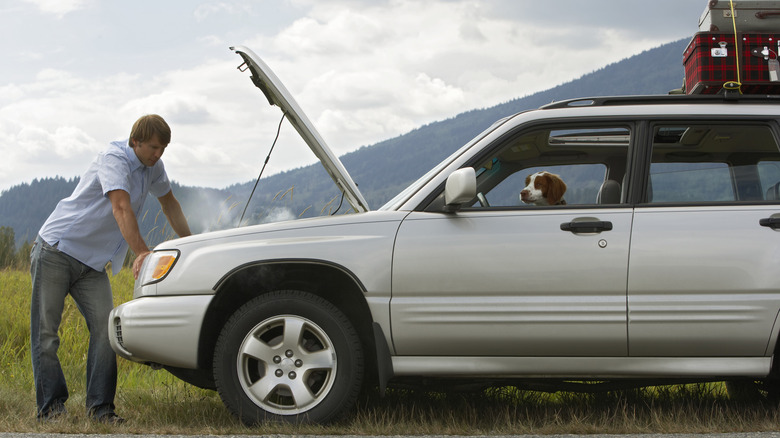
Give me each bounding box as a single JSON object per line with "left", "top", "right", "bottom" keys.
{"left": 520, "top": 171, "right": 567, "bottom": 205}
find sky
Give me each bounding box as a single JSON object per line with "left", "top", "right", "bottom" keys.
{"left": 0, "top": 0, "right": 707, "bottom": 192}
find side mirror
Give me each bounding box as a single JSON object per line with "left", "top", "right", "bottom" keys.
{"left": 444, "top": 167, "right": 476, "bottom": 211}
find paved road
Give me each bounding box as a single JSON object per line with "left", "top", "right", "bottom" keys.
{"left": 3, "top": 434, "right": 780, "bottom": 438}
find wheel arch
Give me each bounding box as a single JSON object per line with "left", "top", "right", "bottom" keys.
{"left": 197, "top": 259, "right": 378, "bottom": 384}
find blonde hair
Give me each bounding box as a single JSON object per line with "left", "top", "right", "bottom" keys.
{"left": 130, "top": 114, "right": 171, "bottom": 145}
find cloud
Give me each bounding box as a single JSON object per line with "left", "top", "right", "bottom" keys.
{"left": 193, "top": 1, "right": 251, "bottom": 22}
{"left": 242, "top": 0, "right": 682, "bottom": 155}
{"left": 22, "top": 0, "right": 91, "bottom": 17}
{"left": 123, "top": 92, "right": 213, "bottom": 125}
{"left": 0, "top": 61, "right": 271, "bottom": 190}
{"left": 0, "top": 0, "right": 705, "bottom": 193}
{"left": 0, "top": 119, "right": 99, "bottom": 190}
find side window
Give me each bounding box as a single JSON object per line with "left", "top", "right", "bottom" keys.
{"left": 467, "top": 125, "right": 630, "bottom": 208}
{"left": 647, "top": 124, "right": 780, "bottom": 203}
{"left": 486, "top": 164, "right": 607, "bottom": 206}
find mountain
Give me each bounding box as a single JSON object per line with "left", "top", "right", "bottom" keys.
{"left": 0, "top": 38, "right": 689, "bottom": 248}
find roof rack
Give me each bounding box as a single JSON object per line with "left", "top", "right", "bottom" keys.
{"left": 540, "top": 93, "right": 780, "bottom": 110}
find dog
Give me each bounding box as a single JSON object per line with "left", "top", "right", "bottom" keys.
{"left": 520, "top": 171, "right": 567, "bottom": 205}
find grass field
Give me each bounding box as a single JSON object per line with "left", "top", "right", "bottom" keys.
{"left": 2, "top": 267, "right": 780, "bottom": 435}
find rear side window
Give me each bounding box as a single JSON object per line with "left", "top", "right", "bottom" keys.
{"left": 647, "top": 124, "right": 780, "bottom": 203}
{"left": 649, "top": 162, "right": 732, "bottom": 202}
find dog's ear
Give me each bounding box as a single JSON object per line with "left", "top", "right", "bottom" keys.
{"left": 546, "top": 173, "right": 567, "bottom": 205}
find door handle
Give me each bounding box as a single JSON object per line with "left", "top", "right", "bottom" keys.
{"left": 560, "top": 221, "right": 613, "bottom": 233}
{"left": 760, "top": 217, "right": 780, "bottom": 229}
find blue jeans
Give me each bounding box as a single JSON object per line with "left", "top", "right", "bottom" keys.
{"left": 29, "top": 235, "right": 117, "bottom": 418}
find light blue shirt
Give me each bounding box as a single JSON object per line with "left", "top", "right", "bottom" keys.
{"left": 39, "top": 139, "right": 171, "bottom": 275}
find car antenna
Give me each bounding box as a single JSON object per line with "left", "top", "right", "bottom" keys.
{"left": 238, "top": 111, "right": 287, "bottom": 227}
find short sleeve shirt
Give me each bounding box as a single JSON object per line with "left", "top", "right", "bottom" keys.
{"left": 39, "top": 140, "right": 171, "bottom": 274}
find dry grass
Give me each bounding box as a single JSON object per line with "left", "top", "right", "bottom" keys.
{"left": 2, "top": 268, "right": 780, "bottom": 434}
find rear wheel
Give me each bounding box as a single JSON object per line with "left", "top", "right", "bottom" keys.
{"left": 214, "top": 290, "right": 364, "bottom": 424}
{"left": 725, "top": 379, "right": 780, "bottom": 403}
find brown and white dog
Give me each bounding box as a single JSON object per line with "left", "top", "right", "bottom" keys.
{"left": 520, "top": 171, "right": 567, "bottom": 205}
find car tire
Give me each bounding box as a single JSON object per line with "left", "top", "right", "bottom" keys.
{"left": 213, "top": 290, "right": 364, "bottom": 424}
{"left": 725, "top": 379, "right": 763, "bottom": 402}
{"left": 725, "top": 379, "right": 780, "bottom": 404}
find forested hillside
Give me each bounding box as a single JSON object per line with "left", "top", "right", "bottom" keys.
{"left": 0, "top": 38, "right": 689, "bottom": 249}
{"left": 0, "top": 177, "right": 78, "bottom": 247}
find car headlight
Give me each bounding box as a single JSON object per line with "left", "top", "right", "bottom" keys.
{"left": 140, "top": 250, "right": 180, "bottom": 286}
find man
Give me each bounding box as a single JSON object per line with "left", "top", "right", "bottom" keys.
{"left": 29, "top": 114, "right": 192, "bottom": 423}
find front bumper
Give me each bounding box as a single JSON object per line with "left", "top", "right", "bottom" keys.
{"left": 108, "top": 295, "right": 213, "bottom": 369}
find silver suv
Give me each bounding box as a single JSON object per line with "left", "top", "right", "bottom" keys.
{"left": 109, "top": 46, "right": 780, "bottom": 425}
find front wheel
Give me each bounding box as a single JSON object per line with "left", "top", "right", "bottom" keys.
{"left": 214, "top": 290, "right": 364, "bottom": 424}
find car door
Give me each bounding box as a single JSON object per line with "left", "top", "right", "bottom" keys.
{"left": 628, "top": 122, "right": 780, "bottom": 357}
{"left": 389, "top": 124, "right": 634, "bottom": 357}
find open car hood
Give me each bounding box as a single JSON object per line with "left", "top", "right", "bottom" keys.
{"left": 230, "top": 46, "right": 370, "bottom": 213}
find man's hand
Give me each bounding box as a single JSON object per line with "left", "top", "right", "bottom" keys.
{"left": 133, "top": 250, "right": 151, "bottom": 279}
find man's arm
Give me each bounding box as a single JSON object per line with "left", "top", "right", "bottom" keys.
{"left": 158, "top": 190, "right": 192, "bottom": 238}
{"left": 107, "top": 189, "right": 150, "bottom": 278}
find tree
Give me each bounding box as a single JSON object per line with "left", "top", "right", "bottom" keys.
{"left": 0, "top": 226, "right": 15, "bottom": 268}
{"left": 14, "top": 239, "right": 33, "bottom": 270}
